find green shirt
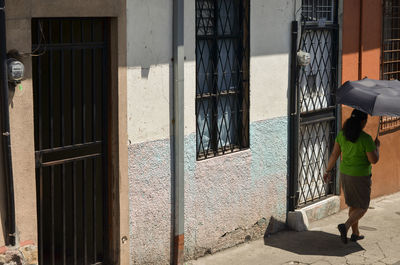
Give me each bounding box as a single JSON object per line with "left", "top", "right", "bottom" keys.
{"left": 335, "top": 130, "right": 376, "bottom": 176}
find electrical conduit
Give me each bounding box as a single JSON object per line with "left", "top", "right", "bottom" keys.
{"left": 0, "top": 0, "right": 16, "bottom": 246}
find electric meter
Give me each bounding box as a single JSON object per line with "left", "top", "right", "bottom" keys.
{"left": 7, "top": 58, "right": 24, "bottom": 82}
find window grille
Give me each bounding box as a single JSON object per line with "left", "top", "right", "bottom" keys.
{"left": 380, "top": 116, "right": 400, "bottom": 134}
{"left": 298, "top": 29, "right": 334, "bottom": 113}
{"left": 295, "top": 0, "right": 338, "bottom": 208}
{"left": 196, "top": 0, "right": 249, "bottom": 160}
{"left": 298, "top": 119, "right": 334, "bottom": 206}
{"left": 301, "top": 0, "right": 335, "bottom": 23}
{"left": 381, "top": 0, "right": 400, "bottom": 132}
{"left": 383, "top": 0, "right": 400, "bottom": 80}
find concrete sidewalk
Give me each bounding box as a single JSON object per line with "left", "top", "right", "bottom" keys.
{"left": 188, "top": 192, "right": 400, "bottom": 265}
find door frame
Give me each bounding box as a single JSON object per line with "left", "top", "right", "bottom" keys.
{"left": 288, "top": 0, "right": 343, "bottom": 211}
{"left": 31, "top": 17, "right": 122, "bottom": 264}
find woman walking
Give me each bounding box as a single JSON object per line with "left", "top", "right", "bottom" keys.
{"left": 324, "top": 109, "right": 380, "bottom": 244}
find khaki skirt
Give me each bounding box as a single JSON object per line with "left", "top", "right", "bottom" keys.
{"left": 340, "top": 173, "right": 372, "bottom": 209}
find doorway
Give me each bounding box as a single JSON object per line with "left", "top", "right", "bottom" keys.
{"left": 32, "top": 18, "right": 110, "bottom": 265}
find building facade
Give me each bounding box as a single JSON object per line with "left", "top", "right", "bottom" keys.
{"left": 2, "top": 0, "right": 400, "bottom": 264}
{"left": 127, "top": 0, "right": 345, "bottom": 263}
{"left": 127, "top": 0, "right": 294, "bottom": 263}
{"left": 341, "top": 0, "right": 400, "bottom": 208}
{"left": 1, "top": 0, "right": 129, "bottom": 264}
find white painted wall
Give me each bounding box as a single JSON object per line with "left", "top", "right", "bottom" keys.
{"left": 127, "top": 0, "right": 296, "bottom": 142}
{"left": 250, "top": 0, "right": 294, "bottom": 122}
{"left": 127, "top": 0, "right": 173, "bottom": 144}
{"left": 184, "top": 0, "right": 197, "bottom": 138}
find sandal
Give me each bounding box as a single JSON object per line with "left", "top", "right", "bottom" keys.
{"left": 337, "top": 223, "right": 348, "bottom": 244}
{"left": 350, "top": 234, "right": 365, "bottom": 242}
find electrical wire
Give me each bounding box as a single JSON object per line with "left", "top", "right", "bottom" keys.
{"left": 22, "top": 21, "right": 46, "bottom": 57}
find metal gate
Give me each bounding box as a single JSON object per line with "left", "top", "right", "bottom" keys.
{"left": 289, "top": 0, "right": 339, "bottom": 210}
{"left": 32, "top": 18, "right": 109, "bottom": 265}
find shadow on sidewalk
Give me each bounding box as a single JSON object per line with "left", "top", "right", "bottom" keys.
{"left": 264, "top": 230, "right": 364, "bottom": 256}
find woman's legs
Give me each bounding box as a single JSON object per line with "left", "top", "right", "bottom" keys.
{"left": 349, "top": 207, "right": 359, "bottom": 235}
{"left": 345, "top": 207, "right": 367, "bottom": 235}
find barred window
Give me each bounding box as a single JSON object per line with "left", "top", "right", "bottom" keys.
{"left": 195, "top": 0, "right": 249, "bottom": 160}
{"left": 383, "top": 0, "right": 400, "bottom": 80}
{"left": 302, "top": 0, "right": 335, "bottom": 23}
{"left": 381, "top": 0, "right": 400, "bottom": 132}
{"left": 380, "top": 115, "right": 400, "bottom": 134}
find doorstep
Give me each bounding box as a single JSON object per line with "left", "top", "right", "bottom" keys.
{"left": 287, "top": 196, "right": 340, "bottom": 231}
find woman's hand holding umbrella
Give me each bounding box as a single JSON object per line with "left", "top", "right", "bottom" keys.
{"left": 375, "top": 138, "right": 380, "bottom": 148}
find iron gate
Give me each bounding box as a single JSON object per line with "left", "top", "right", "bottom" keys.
{"left": 32, "top": 18, "right": 109, "bottom": 265}
{"left": 289, "top": 0, "right": 339, "bottom": 210}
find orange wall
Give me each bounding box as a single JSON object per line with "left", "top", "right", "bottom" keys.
{"left": 341, "top": 0, "right": 400, "bottom": 209}
{"left": 342, "top": 0, "right": 360, "bottom": 82}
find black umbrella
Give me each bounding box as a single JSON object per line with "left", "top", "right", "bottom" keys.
{"left": 336, "top": 78, "right": 400, "bottom": 136}
{"left": 336, "top": 78, "right": 400, "bottom": 117}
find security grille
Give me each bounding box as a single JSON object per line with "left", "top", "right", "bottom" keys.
{"left": 380, "top": 116, "right": 400, "bottom": 134}
{"left": 32, "top": 18, "right": 109, "bottom": 265}
{"left": 383, "top": 0, "right": 400, "bottom": 80}
{"left": 195, "top": 0, "right": 250, "bottom": 160}
{"left": 298, "top": 120, "right": 335, "bottom": 205}
{"left": 298, "top": 29, "right": 334, "bottom": 113}
{"left": 381, "top": 0, "right": 400, "bottom": 132}
{"left": 294, "top": 0, "right": 338, "bottom": 208}
{"left": 302, "top": 0, "right": 335, "bottom": 23}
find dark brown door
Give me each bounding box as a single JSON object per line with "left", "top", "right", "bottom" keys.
{"left": 32, "top": 18, "right": 109, "bottom": 265}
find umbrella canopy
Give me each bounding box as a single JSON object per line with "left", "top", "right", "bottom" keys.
{"left": 336, "top": 78, "right": 400, "bottom": 116}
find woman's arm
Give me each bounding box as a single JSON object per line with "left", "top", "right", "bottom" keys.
{"left": 366, "top": 138, "right": 380, "bottom": 164}
{"left": 323, "top": 142, "right": 341, "bottom": 182}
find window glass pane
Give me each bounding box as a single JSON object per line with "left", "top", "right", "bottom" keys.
{"left": 217, "top": 0, "right": 236, "bottom": 35}
{"left": 196, "top": 0, "right": 249, "bottom": 159}
{"left": 217, "top": 39, "right": 238, "bottom": 92}
{"left": 217, "top": 95, "right": 237, "bottom": 148}
{"left": 197, "top": 99, "right": 212, "bottom": 153}
{"left": 197, "top": 0, "right": 214, "bottom": 36}
{"left": 197, "top": 40, "right": 213, "bottom": 94}
{"left": 302, "top": 0, "right": 334, "bottom": 23}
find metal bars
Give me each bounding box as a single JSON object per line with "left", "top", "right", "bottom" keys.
{"left": 381, "top": 1, "right": 400, "bottom": 132}
{"left": 383, "top": 0, "right": 400, "bottom": 80}
{"left": 32, "top": 18, "right": 108, "bottom": 265}
{"left": 301, "top": 0, "right": 335, "bottom": 23}
{"left": 292, "top": 1, "right": 339, "bottom": 208}
{"left": 195, "top": 0, "right": 249, "bottom": 160}
{"left": 298, "top": 30, "right": 335, "bottom": 113}
{"left": 297, "top": 119, "right": 336, "bottom": 206}
{"left": 298, "top": 28, "right": 336, "bottom": 113}
{"left": 380, "top": 116, "right": 400, "bottom": 133}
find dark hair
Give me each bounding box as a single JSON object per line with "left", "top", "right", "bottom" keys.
{"left": 343, "top": 109, "right": 368, "bottom": 142}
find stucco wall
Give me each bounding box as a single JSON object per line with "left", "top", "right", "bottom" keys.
{"left": 5, "top": 2, "right": 39, "bottom": 245}
{"left": 184, "top": 118, "right": 288, "bottom": 260}
{"left": 250, "top": 0, "right": 293, "bottom": 122}
{"left": 127, "top": 0, "right": 294, "bottom": 264}
{"left": 4, "top": 1, "right": 128, "bottom": 264}
{"left": 341, "top": 0, "right": 400, "bottom": 209}
{"left": 128, "top": 118, "right": 288, "bottom": 264}
{"left": 127, "top": 0, "right": 293, "bottom": 144}
{"left": 127, "top": 0, "right": 173, "bottom": 144}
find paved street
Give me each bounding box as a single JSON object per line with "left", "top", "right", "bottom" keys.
{"left": 188, "top": 192, "right": 400, "bottom": 265}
